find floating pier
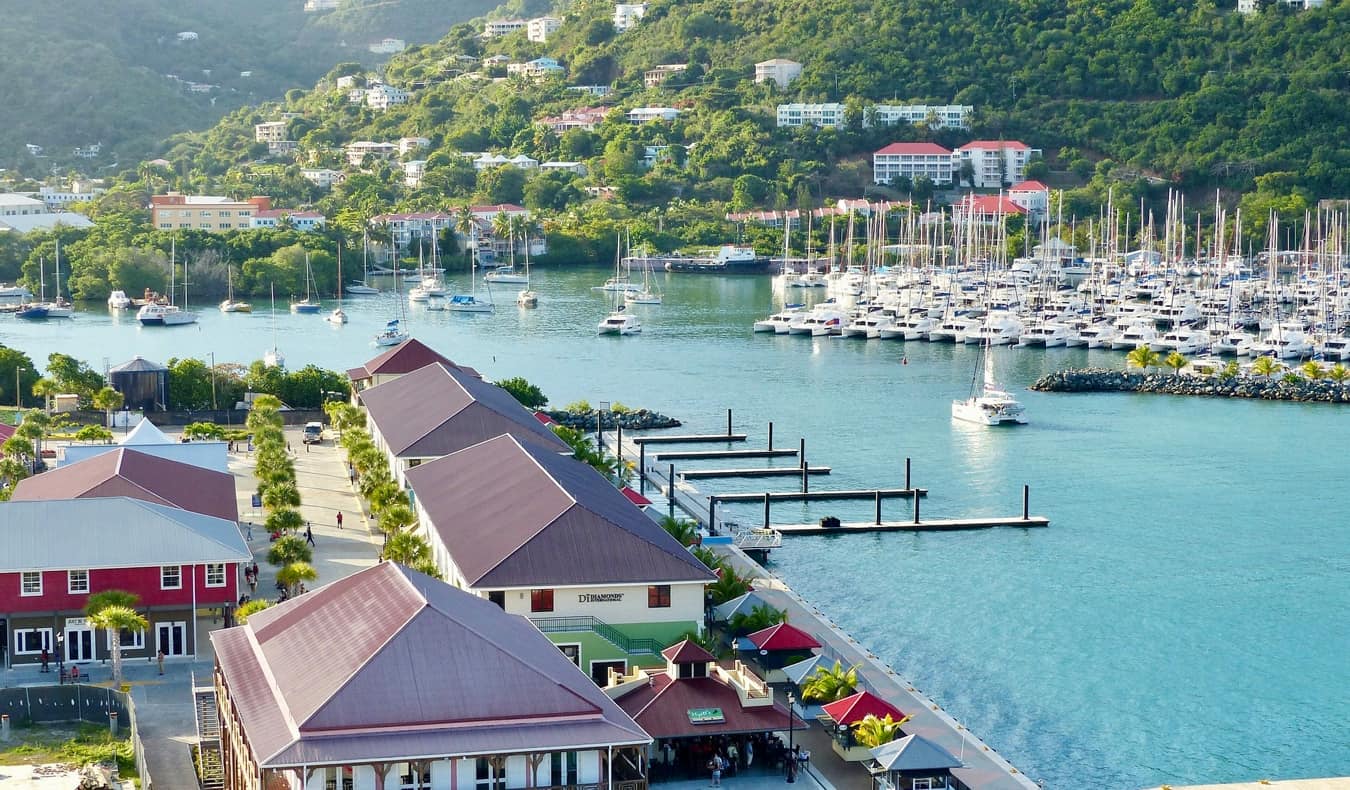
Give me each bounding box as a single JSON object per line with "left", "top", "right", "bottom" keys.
{"left": 679, "top": 466, "right": 832, "bottom": 479}
{"left": 775, "top": 516, "right": 1050, "bottom": 534}
{"left": 711, "top": 488, "right": 927, "bottom": 503}
{"left": 651, "top": 447, "right": 799, "bottom": 461}
{"left": 631, "top": 433, "right": 747, "bottom": 445}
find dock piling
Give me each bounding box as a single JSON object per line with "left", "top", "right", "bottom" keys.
{"left": 1023, "top": 484, "right": 1030, "bottom": 520}
{"left": 768, "top": 421, "right": 774, "bottom": 450}
{"left": 800, "top": 438, "right": 809, "bottom": 494}
{"left": 639, "top": 443, "right": 647, "bottom": 495}
{"left": 764, "top": 492, "right": 771, "bottom": 528}
{"left": 708, "top": 497, "right": 717, "bottom": 534}
{"left": 595, "top": 411, "right": 604, "bottom": 453}
{"left": 875, "top": 490, "right": 882, "bottom": 525}
{"left": 913, "top": 491, "right": 920, "bottom": 524}
{"left": 616, "top": 423, "right": 623, "bottom": 462}
{"left": 668, "top": 463, "right": 676, "bottom": 518}
{"left": 905, "top": 457, "right": 911, "bottom": 491}
{"left": 726, "top": 409, "right": 733, "bottom": 437}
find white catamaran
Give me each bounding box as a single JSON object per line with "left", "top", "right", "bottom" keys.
{"left": 952, "top": 341, "right": 1027, "bottom": 426}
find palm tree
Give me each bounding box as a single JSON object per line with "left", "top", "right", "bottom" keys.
{"left": 367, "top": 481, "right": 403, "bottom": 514}
{"left": 707, "top": 564, "right": 753, "bottom": 605}
{"left": 492, "top": 211, "right": 512, "bottom": 266}
{"left": 0, "top": 457, "right": 30, "bottom": 498}
{"left": 1219, "top": 360, "right": 1241, "bottom": 381}
{"left": 454, "top": 205, "right": 477, "bottom": 257}
{"left": 1162, "top": 351, "right": 1187, "bottom": 375}
{"left": 1126, "top": 345, "right": 1161, "bottom": 372}
{"left": 726, "top": 603, "right": 785, "bottom": 636}
{"left": 92, "top": 387, "right": 124, "bottom": 427}
{"left": 383, "top": 530, "right": 433, "bottom": 566}
{"left": 1329, "top": 364, "right": 1350, "bottom": 384}
{"left": 31, "top": 377, "right": 58, "bottom": 414}
{"left": 267, "top": 534, "right": 313, "bottom": 567}
{"left": 800, "top": 661, "right": 859, "bottom": 704}
{"left": 276, "top": 561, "right": 318, "bottom": 597}
{"left": 261, "top": 481, "right": 301, "bottom": 512}
{"left": 1251, "top": 356, "right": 1281, "bottom": 378}
{"left": 658, "top": 515, "right": 699, "bottom": 547}
{"left": 853, "top": 713, "right": 912, "bottom": 748}
{"left": 265, "top": 507, "right": 305, "bottom": 536}
{"left": 378, "top": 502, "right": 416, "bottom": 536}
{"left": 1281, "top": 372, "right": 1301, "bottom": 385}
{"left": 1301, "top": 360, "right": 1326, "bottom": 380}
{"left": 86, "top": 590, "right": 146, "bottom": 687}
{"left": 235, "top": 599, "right": 273, "bottom": 623}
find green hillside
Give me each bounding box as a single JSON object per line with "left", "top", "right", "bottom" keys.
{"left": 0, "top": 0, "right": 502, "bottom": 172}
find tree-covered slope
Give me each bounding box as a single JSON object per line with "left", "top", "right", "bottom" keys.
{"left": 0, "top": 0, "right": 502, "bottom": 172}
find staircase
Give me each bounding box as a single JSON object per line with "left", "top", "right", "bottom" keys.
{"left": 529, "top": 616, "right": 661, "bottom": 656}
{"left": 192, "top": 676, "right": 225, "bottom": 790}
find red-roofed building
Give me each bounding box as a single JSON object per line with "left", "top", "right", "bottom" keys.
{"left": 873, "top": 143, "right": 956, "bottom": 186}
{"left": 1008, "top": 180, "right": 1050, "bottom": 221}
{"left": 210, "top": 562, "right": 651, "bottom": 790}
{"left": 346, "top": 338, "right": 480, "bottom": 396}
{"left": 952, "top": 194, "right": 1026, "bottom": 226}
{"left": 10, "top": 448, "right": 238, "bottom": 521}
{"left": 745, "top": 622, "right": 821, "bottom": 652}
{"left": 956, "top": 140, "right": 1041, "bottom": 188}
{"left": 368, "top": 210, "right": 454, "bottom": 250}
{"left": 820, "top": 690, "right": 906, "bottom": 727}
{"left": 536, "top": 107, "right": 611, "bottom": 133}
{"left": 610, "top": 639, "right": 790, "bottom": 741}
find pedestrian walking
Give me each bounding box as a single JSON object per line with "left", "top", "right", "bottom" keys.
{"left": 726, "top": 743, "right": 739, "bottom": 775}
{"left": 336, "top": 511, "right": 344, "bottom": 529}
{"left": 245, "top": 521, "right": 254, "bottom": 541}
{"left": 251, "top": 562, "right": 259, "bottom": 579}
{"left": 709, "top": 753, "right": 724, "bottom": 788}
{"left": 41, "top": 647, "right": 50, "bottom": 673}
{"left": 157, "top": 649, "right": 165, "bottom": 675}
{"left": 305, "top": 525, "right": 315, "bottom": 546}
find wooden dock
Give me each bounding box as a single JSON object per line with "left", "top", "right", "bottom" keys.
{"left": 775, "top": 516, "right": 1050, "bottom": 534}
{"left": 631, "top": 433, "right": 747, "bottom": 445}
{"left": 680, "top": 466, "right": 832, "bottom": 479}
{"left": 652, "top": 448, "right": 799, "bottom": 461}
{"left": 711, "top": 488, "right": 927, "bottom": 502}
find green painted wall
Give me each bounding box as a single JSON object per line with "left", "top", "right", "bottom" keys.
{"left": 545, "top": 620, "right": 701, "bottom": 671}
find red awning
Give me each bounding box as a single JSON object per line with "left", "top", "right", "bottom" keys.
{"left": 621, "top": 486, "right": 652, "bottom": 506}
{"left": 820, "top": 691, "right": 905, "bottom": 727}
{"left": 533, "top": 411, "right": 558, "bottom": 425}
{"left": 746, "top": 622, "right": 820, "bottom": 652}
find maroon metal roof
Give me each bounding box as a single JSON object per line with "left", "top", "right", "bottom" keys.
{"left": 405, "top": 435, "right": 716, "bottom": 588}
{"left": 820, "top": 690, "right": 905, "bottom": 727}
{"left": 212, "top": 562, "right": 650, "bottom": 768}
{"left": 746, "top": 623, "right": 821, "bottom": 652}
{"left": 359, "top": 363, "right": 568, "bottom": 458}
{"left": 662, "top": 639, "right": 715, "bottom": 664}
{"left": 348, "top": 338, "right": 466, "bottom": 381}
{"left": 615, "top": 672, "right": 790, "bottom": 739}
{"left": 0, "top": 424, "right": 14, "bottom": 442}
{"left": 11, "top": 448, "right": 238, "bottom": 521}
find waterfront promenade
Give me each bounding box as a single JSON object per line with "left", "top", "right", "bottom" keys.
{"left": 615, "top": 432, "right": 1040, "bottom": 790}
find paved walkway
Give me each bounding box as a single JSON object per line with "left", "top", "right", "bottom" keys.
{"left": 231, "top": 425, "right": 383, "bottom": 598}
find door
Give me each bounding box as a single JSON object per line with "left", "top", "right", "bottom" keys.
{"left": 156, "top": 621, "right": 188, "bottom": 657}
{"left": 590, "top": 659, "right": 626, "bottom": 686}
{"left": 65, "top": 627, "right": 95, "bottom": 663}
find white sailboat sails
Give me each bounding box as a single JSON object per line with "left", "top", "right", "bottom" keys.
{"left": 951, "top": 341, "right": 1027, "bottom": 426}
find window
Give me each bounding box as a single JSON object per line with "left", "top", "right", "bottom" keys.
{"left": 15, "top": 628, "right": 52, "bottom": 654}
{"left": 21, "top": 571, "right": 42, "bottom": 596}
{"left": 550, "top": 752, "right": 579, "bottom": 787}
{"left": 647, "top": 584, "right": 671, "bottom": 608}
{"left": 68, "top": 570, "right": 89, "bottom": 594}
{"left": 475, "top": 758, "right": 505, "bottom": 790}
{"left": 322, "top": 766, "right": 354, "bottom": 790}
{"left": 530, "top": 588, "right": 554, "bottom": 613}
{"left": 106, "top": 628, "right": 145, "bottom": 650}
{"left": 205, "top": 563, "right": 226, "bottom": 588}
{"left": 161, "top": 565, "right": 182, "bottom": 590}
{"left": 398, "top": 763, "right": 431, "bottom": 789}
{"left": 487, "top": 591, "right": 505, "bottom": 609}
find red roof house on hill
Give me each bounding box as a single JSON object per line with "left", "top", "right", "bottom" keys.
{"left": 345, "top": 337, "right": 480, "bottom": 394}
{"left": 10, "top": 447, "right": 239, "bottom": 521}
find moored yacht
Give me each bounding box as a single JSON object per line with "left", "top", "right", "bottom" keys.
{"left": 1112, "top": 321, "right": 1158, "bottom": 350}
{"left": 107, "top": 290, "right": 132, "bottom": 310}
{"left": 952, "top": 341, "right": 1027, "bottom": 426}
{"left": 753, "top": 305, "right": 805, "bottom": 334}
{"left": 597, "top": 307, "right": 641, "bottom": 335}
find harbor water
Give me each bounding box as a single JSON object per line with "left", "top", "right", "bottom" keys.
{"left": 6, "top": 266, "right": 1349, "bottom": 788}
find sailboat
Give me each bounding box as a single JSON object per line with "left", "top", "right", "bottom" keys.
{"left": 264, "top": 284, "right": 285, "bottom": 367}
{"left": 485, "top": 224, "right": 529, "bottom": 285}
{"left": 374, "top": 268, "right": 410, "bottom": 346}
{"left": 16, "top": 255, "right": 50, "bottom": 319}
{"left": 325, "top": 245, "right": 348, "bottom": 324}
{"left": 345, "top": 231, "right": 380, "bottom": 295}
{"left": 138, "top": 238, "right": 198, "bottom": 326}
{"left": 446, "top": 232, "right": 494, "bottom": 312}
{"left": 625, "top": 231, "right": 663, "bottom": 305}
{"left": 220, "top": 262, "right": 252, "bottom": 312}
{"left": 516, "top": 226, "right": 538, "bottom": 308}
{"left": 952, "top": 341, "right": 1026, "bottom": 426}
{"left": 290, "top": 253, "right": 321, "bottom": 313}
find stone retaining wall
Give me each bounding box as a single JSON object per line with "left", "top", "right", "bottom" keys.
{"left": 1031, "top": 368, "right": 1350, "bottom": 403}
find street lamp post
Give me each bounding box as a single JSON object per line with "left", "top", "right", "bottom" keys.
{"left": 15, "top": 366, "right": 24, "bottom": 408}
{"left": 209, "top": 352, "right": 218, "bottom": 412}
{"left": 597, "top": 401, "right": 611, "bottom": 454}
{"left": 786, "top": 691, "right": 796, "bottom": 783}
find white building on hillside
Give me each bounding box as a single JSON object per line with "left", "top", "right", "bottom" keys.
{"left": 776, "top": 103, "right": 846, "bottom": 127}
{"left": 527, "top": 16, "right": 562, "bottom": 42}
{"left": 755, "top": 59, "right": 802, "bottom": 89}
{"left": 627, "top": 107, "right": 681, "bottom": 124}
{"left": 643, "top": 64, "right": 687, "bottom": 88}
{"left": 957, "top": 141, "right": 1041, "bottom": 189}
{"left": 368, "top": 38, "right": 406, "bottom": 54}
{"left": 403, "top": 160, "right": 426, "bottom": 188}
{"left": 364, "top": 84, "right": 409, "bottom": 110}
{"left": 398, "top": 136, "right": 430, "bottom": 155}
{"left": 507, "top": 58, "right": 565, "bottom": 79}
{"left": 872, "top": 104, "right": 972, "bottom": 130}
{"left": 301, "top": 169, "right": 346, "bottom": 190}
{"left": 1008, "top": 180, "right": 1050, "bottom": 222}
{"left": 872, "top": 143, "right": 956, "bottom": 186}
{"left": 38, "top": 181, "right": 105, "bottom": 209}
{"left": 614, "top": 3, "right": 648, "bottom": 31}
{"left": 483, "top": 18, "right": 527, "bottom": 37}
{"left": 254, "top": 121, "right": 287, "bottom": 143}
{"left": 346, "top": 141, "right": 398, "bottom": 166}
{"left": 250, "top": 209, "right": 326, "bottom": 231}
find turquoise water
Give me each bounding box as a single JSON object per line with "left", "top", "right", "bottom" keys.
{"left": 7, "top": 267, "right": 1349, "bottom": 788}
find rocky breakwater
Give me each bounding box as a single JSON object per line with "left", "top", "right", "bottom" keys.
{"left": 544, "top": 407, "right": 683, "bottom": 431}
{"left": 1032, "top": 368, "right": 1350, "bottom": 403}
